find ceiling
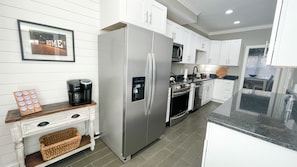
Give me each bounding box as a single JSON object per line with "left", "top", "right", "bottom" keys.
{"left": 157, "top": 0, "right": 277, "bottom": 36}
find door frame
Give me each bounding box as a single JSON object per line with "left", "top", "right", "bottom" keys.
{"left": 239, "top": 45, "right": 281, "bottom": 93}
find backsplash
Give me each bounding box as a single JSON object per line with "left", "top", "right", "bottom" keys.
{"left": 171, "top": 63, "right": 240, "bottom": 77}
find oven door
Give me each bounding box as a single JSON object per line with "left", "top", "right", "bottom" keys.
{"left": 170, "top": 88, "right": 189, "bottom": 126}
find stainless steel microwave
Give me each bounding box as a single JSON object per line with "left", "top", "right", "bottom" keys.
{"left": 172, "top": 43, "right": 183, "bottom": 62}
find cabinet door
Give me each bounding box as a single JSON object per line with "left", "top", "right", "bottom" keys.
{"left": 201, "top": 86, "right": 208, "bottom": 106}
{"left": 149, "top": 1, "right": 167, "bottom": 34}
{"left": 202, "top": 37, "right": 210, "bottom": 52}
{"left": 126, "top": 0, "right": 147, "bottom": 28}
{"left": 267, "top": 0, "right": 297, "bottom": 66}
{"left": 174, "top": 26, "right": 186, "bottom": 45}
{"left": 165, "top": 20, "right": 183, "bottom": 44}
{"left": 188, "top": 32, "right": 198, "bottom": 64}
{"left": 219, "top": 41, "right": 231, "bottom": 65}
{"left": 219, "top": 39, "right": 241, "bottom": 66}
{"left": 206, "top": 80, "right": 214, "bottom": 103}
{"left": 180, "top": 29, "right": 194, "bottom": 64}
{"left": 212, "top": 79, "right": 234, "bottom": 103}
{"left": 212, "top": 80, "right": 223, "bottom": 101}
{"left": 100, "top": 0, "right": 167, "bottom": 34}
{"left": 228, "top": 39, "right": 242, "bottom": 65}
{"left": 208, "top": 40, "right": 221, "bottom": 65}
{"left": 196, "top": 34, "right": 203, "bottom": 51}
{"left": 198, "top": 36, "right": 210, "bottom": 52}
{"left": 166, "top": 20, "right": 175, "bottom": 39}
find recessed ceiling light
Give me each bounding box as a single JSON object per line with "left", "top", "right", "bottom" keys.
{"left": 234, "top": 21, "right": 240, "bottom": 24}
{"left": 225, "top": 9, "right": 233, "bottom": 14}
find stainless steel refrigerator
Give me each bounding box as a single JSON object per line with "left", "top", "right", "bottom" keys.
{"left": 98, "top": 24, "right": 172, "bottom": 162}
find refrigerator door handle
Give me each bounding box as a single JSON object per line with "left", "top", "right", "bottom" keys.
{"left": 145, "top": 53, "right": 153, "bottom": 116}
{"left": 148, "top": 53, "right": 156, "bottom": 115}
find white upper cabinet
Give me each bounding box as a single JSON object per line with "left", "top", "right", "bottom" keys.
{"left": 183, "top": 31, "right": 198, "bottom": 64}
{"left": 218, "top": 39, "right": 242, "bottom": 66}
{"left": 166, "top": 20, "right": 195, "bottom": 64}
{"left": 100, "top": 0, "right": 167, "bottom": 34}
{"left": 180, "top": 29, "right": 195, "bottom": 64}
{"left": 166, "top": 19, "right": 214, "bottom": 65}
{"left": 197, "top": 35, "right": 210, "bottom": 52}
{"left": 148, "top": 1, "right": 167, "bottom": 34}
{"left": 207, "top": 40, "right": 221, "bottom": 65}
{"left": 166, "top": 19, "right": 187, "bottom": 45}
{"left": 266, "top": 0, "right": 297, "bottom": 66}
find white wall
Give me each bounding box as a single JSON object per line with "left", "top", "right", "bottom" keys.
{"left": 0, "top": 0, "right": 100, "bottom": 166}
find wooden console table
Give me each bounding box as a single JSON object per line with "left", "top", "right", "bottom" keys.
{"left": 5, "top": 101, "right": 96, "bottom": 167}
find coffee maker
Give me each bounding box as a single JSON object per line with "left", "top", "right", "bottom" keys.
{"left": 67, "top": 79, "right": 92, "bottom": 106}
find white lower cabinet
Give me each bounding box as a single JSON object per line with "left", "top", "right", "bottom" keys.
{"left": 202, "top": 122, "right": 297, "bottom": 167}
{"left": 212, "top": 79, "right": 235, "bottom": 103}
{"left": 200, "top": 80, "right": 214, "bottom": 106}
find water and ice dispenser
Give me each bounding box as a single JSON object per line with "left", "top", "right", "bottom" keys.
{"left": 132, "top": 77, "right": 145, "bottom": 102}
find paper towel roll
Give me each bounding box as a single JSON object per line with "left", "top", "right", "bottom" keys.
{"left": 294, "top": 84, "right": 297, "bottom": 93}
{"left": 183, "top": 68, "right": 188, "bottom": 81}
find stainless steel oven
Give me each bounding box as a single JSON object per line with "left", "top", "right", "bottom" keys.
{"left": 169, "top": 83, "right": 190, "bottom": 126}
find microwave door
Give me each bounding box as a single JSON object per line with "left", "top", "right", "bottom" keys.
{"left": 172, "top": 44, "right": 183, "bottom": 62}
{"left": 178, "top": 46, "right": 183, "bottom": 60}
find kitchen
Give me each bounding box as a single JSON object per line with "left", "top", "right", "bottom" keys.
{"left": 1, "top": 0, "right": 297, "bottom": 167}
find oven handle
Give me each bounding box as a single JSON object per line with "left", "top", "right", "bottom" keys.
{"left": 172, "top": 111, "right": 188, "bottom": 119}
{"left": 172, "top": 89, "right": 190, "bottom": 98}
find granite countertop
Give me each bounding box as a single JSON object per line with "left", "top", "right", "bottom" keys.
{"left": 208, "top": 88, "right": 297, "bottom": 151}
{"left": 209, "top": 74, "right": 239, "bottom": 80}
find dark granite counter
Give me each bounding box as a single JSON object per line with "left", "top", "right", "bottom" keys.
{"left": 209, "top": 74, "right": 239, "bottom": 80}
{"left": 208, "top": 89, "right": 297, "bottom": 151}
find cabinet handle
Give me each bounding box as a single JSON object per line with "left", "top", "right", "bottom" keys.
{"left": 145, "top": 11, "right": 149, "bottom": 23}
{"left": 149, "top": 13, "right": 152, "bottom": 24}
{"left": 263, "top": 41, "right": 269, "bottom": 57}
{"left": 71, "top": 114, "right": 80, "bottom": 119}
{"left": 172, "top": 32, "right": 176, "bottom": 39}
{"left": 37, "top": 121, "right": 49, "bottom": 127}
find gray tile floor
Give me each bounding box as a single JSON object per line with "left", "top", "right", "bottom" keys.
{"left": 49, "top": 102, "right": 220, "bottom": 167}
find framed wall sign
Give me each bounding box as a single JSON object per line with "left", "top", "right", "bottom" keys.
{"left": 17, "top": 20, "right": 75, "bottom": 62}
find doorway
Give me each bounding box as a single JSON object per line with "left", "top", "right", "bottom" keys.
{"left": 239, "top": 45, "right": 280, "bottom": 92}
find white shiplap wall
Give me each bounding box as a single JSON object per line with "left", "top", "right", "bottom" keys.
{"left": 0, "top": 0, "right": 100, "bottom": 166}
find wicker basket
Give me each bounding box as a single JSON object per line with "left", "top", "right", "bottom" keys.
{"left": 39, "top": 128, "right": 82, "bottom": 161}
